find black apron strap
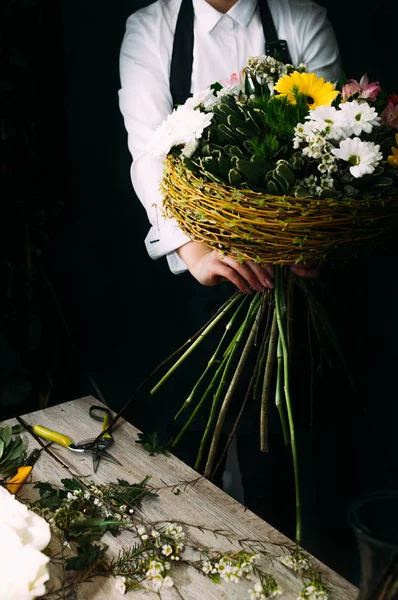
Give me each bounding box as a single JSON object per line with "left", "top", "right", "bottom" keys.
{"left": 258, "top": 0, "right": 292, "bottom": 64}
{"left": 169, "top": 0, "right": 292, "bottom": 107}
{"left": 170, "top": 0, "right": 194, "bottom": 107}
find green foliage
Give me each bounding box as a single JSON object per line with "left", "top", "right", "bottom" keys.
{"left": 35, "top": 481, "right": 69, "bottom": 509}
{"left": 266, "top": 160, "right": 296, "bottom": 195}
{"left": 136, "top": 431, "right": 171, "bottom": 455}
{"left": 103, "top": 477, "right": 158, "bottom": 509}
{"left": 0, "top": 425, "right": 25, "bottom": 476}
{"left": 66, "top": 542, "right": 108, "bottom": 572}
{"left": 188, "top": 90, "right": 312, "bottom": 192}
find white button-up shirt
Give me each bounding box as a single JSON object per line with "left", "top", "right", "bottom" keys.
{"left": 118, "top": 0, "right": 341, "bottom": 274}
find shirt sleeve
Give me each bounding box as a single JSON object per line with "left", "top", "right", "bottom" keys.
{"left": 118, "top": 8, "right": 191, "bottom": 274}
{"left": 292, "top": 0, "right": 341, "bottom": 84}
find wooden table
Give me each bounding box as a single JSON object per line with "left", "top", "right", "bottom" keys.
{"left": 2, "top": 396, "right": 359, "bottom": 599}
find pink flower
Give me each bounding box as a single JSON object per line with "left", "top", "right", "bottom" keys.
{"left": 381, "top": 102, "right": 398, "bottom": 129}
{"left": 342, "top": 74, "right": 381, "bottom": 102}
{"left": 220, "top": 68, "right": 245, "bottom": 87}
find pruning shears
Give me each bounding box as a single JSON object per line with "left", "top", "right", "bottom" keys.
{"left": 6, "top": 448, "right": 41, "bottom": 494}
{"left": 32, "top": 405, "right": 122, "bottom": 473}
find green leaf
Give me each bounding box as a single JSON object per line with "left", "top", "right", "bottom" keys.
{"left": 228, "top": 168, "right": 243, "bottom": 187}
{"left": 1, "top": 437, "right": 24, "bottom": 463}
{"left": 135, "top": 432, "right": 170, "bottom": 456}
{"left": 11, "top": 424, "right": 24, "bottom": 434}
{"left": 61, "top": 478, "right": 84, "bottom": 492}
{"left": 0, "top": 426, "right": 12, "bottom": 448}
{"left": 66, "top": 543, "right": 108, "bottom": 572}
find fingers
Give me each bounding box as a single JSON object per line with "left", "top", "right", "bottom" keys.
{"left": 222, "top": 256, "right": 274, "bottom": 291}
{"left": 212, "top": 263, "right": 255, "bottom": 294}
{"left": 245, "top": 261, "right": 274, "bottom": 289}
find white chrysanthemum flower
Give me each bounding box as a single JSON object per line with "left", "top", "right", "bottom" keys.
{"left": 181, "top": 139, "right": 199, "bottom": 158}
{"left": 339, "top": 99, "right": 381, "bottom": 136}
{"left": 0, "top": 523, "right": 50, "bottom": 600}
{"left": 331, "top": 137, "right": 382, "bottom": 178}
{"left": 115, "top": 576, "right": 127, "bottom": 595}
{"left": 305, "top": 105, "right": 347, "bottom": 140}
{"left": 0, "top": 486, "right": 51, "bottom": 552}
{"left": 148, "top": 105, "right": 213, "bottom": 159}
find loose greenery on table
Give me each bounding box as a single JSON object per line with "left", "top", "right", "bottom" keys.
{"left": 12, "top": 474, "right": 330, "bottom": 599}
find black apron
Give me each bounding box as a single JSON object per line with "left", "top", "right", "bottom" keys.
{"left": 170, "top": 0, "right": 292, "bottom": 107}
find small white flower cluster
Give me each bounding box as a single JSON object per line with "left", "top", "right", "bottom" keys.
{"left": 134, "top": 522, "right": 185, "bottom": 592}
{"left": 298, "top": 584, "right": 328, "bottom": 600}
{"left": 246, "top": 55, "right": 290, "bottom": 94}
{"left": 148, "top": 98, "right": 214, "bottom": 160}
{"left": 145, "top": 559, "right": 174, "bottom": 592}
{"left": 279, "top": 551, "right": 310, "bottom": 574}
{"left": 248, "top": 577, "right": 282, "bottom": 599}
{"left": 294, "top": 101, "right": 383, "bottom": 184}
{"left": 0, "top": 486, "right": 51, "bottom": 600}
{"left": 202, "top": 550, "right": 258, "bottom": 584}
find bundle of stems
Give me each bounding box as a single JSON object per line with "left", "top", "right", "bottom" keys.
{"left": 149, "top": 266, "right": 326, "bottom": 545}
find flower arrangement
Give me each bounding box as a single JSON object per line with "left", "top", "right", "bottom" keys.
{"left": 147, "top": 56, "right": 398, "bottom": 544}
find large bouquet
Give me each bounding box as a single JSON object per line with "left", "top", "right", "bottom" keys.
{"left": 148, "top": 56, "right": 398, "bottom": 542}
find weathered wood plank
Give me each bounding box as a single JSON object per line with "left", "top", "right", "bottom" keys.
{"left": 1, "top": 397, "right": 359, "bottom": 600}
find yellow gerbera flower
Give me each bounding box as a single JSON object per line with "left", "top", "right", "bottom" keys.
{"left": 274, "top": 71, "right": 340, "bottom": 109}
{"left": 388, "top": 133, "right": 398, "bottom": 168}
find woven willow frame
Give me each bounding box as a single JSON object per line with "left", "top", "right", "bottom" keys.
{"left": 161, "top": 156, "right": 398, "bottom": 264}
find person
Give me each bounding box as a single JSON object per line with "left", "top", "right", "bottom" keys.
{"left": 118, "top": 0, "right": 341, "bottom": 537}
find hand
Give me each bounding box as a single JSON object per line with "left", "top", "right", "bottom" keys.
{"left": 176, "top": 242, "right": 274, "bottom": 294}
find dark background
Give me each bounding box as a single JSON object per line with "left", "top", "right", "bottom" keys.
{"left": 1, "top": 0, "right": 397, "bottom": 586}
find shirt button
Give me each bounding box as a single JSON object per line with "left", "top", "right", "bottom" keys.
{"left": 221, "top": 15, "right": 233, "bottom": 29}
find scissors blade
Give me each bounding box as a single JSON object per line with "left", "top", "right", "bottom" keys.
{"left": 92, "top": 451, "right": 101, "bottom": 473}
{"left": 95, "top": 449, "right": 122, "bottom": 467}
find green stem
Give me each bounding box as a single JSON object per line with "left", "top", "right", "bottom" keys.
{"left": 194, "top": 311, "right": 255, "bottom": 470}
{"left": 172, "top": 349, "right": 230, "bottom": 449}
{"left": 260, "top": 306, "right": 278, "bottom": 452}
{"left": 275, "top": 333, "right": 290, "bottom": 446}
{"left": 150, "top": 293, "right": 242, "bottom": 395}
{"left": 204, "top": 293, "right": 262, "bottom": 478}
{"left": 174, "top": 294, "right": 249, "bottom": 420}
{"left": 172, "top": 314, "right": 251, "bottom": 449}
{"left": 253, "top": 292, "right": 273, "bottom": 399}
{"left": 274, "top": 266, "right": 301, "bottom": 544}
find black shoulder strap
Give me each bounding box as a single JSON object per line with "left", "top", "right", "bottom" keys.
{"left": 258, "top": 0, "right": 292, "bottom": 64}
{"left": 169, "top": 0, "right": 291, "bottom": 108}
{"left": 169, "top": 0, "right": 194, "bottom": 108}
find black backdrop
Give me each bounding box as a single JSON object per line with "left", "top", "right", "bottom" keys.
{"left": 2, "top": 0, "right": 398, "bottom": 585}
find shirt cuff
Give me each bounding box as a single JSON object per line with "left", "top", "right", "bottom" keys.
{"left": 144, "top": 221, "right": 191, "bottom": 261}
{"left": 166, "top": 251, "right": 188, "bottom": 274}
